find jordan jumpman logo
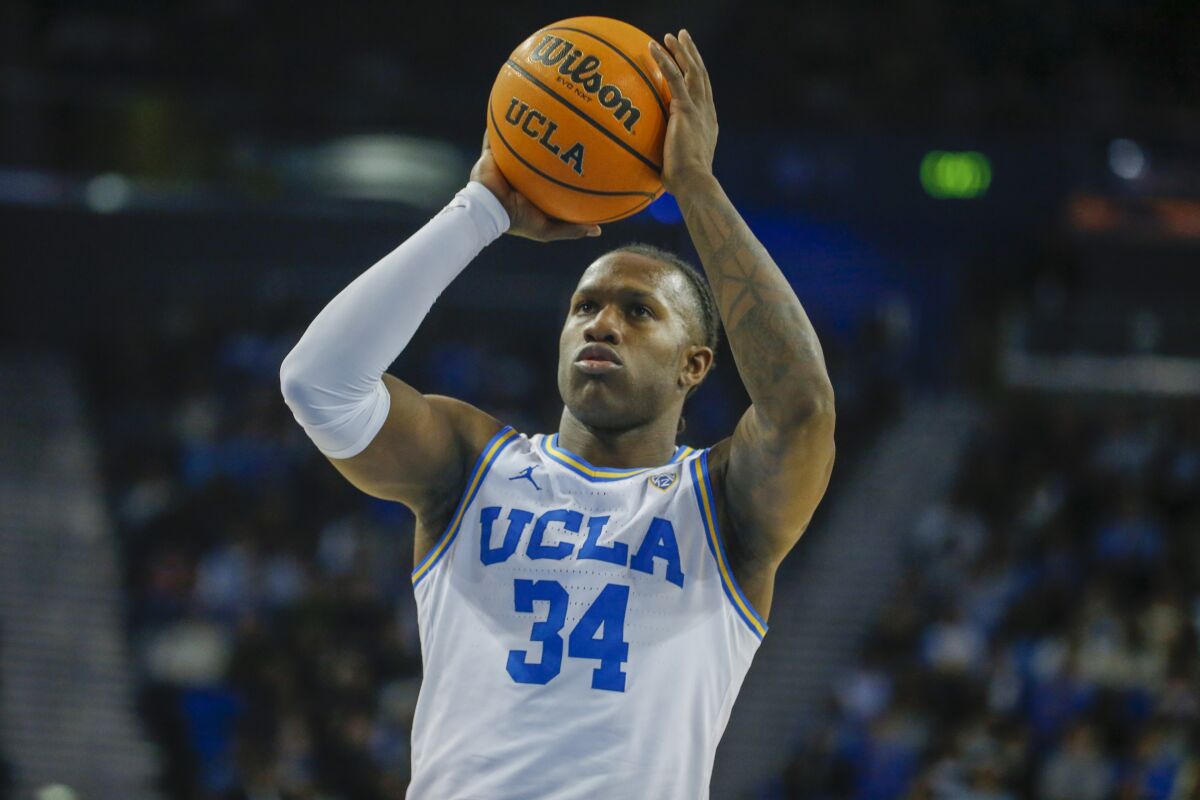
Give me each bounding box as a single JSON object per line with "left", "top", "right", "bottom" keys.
{"left": 509, "top": 465, "right": 541, "bottom": 491}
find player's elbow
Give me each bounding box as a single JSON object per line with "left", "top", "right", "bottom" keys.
{"left": 799, "top": 378, "right": 836, "bottom": 425}
{"left": 279, "top": 350, "right": 300, "bottom": 402}
{"left": 279, "top": 347, "right": 318, "bottom": 412}
{"left": 798, "top": 391, "right": 836, "bottom": 455}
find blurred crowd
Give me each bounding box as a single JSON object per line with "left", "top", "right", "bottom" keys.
{"left": 80, "top": 277, "right": 904, "bottom": 800}
{"left": 727, "top": 0, "right": 1198, "bottom": 129}
{"left": 771, "top": 399, "right": 1200, "bottom": 800}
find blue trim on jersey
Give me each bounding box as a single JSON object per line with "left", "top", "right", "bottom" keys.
{"left": 538, "top": 433, "right": 689, "bottom": 482}
{"left": 411, "top": 425, "right": 518, "bottom": 587}
{"left": 689, "top": 449, "right": 769, "bottom": 639}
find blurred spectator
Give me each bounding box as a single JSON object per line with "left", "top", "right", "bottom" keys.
{"left": 1038, "top": 724, "right": 1113, "bottom": 800}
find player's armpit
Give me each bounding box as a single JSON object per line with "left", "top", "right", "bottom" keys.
{"left": 712, "top": 401, "right": 836, "bottom": 566}
{"left": 325, "top": 373, "right": 504, "bottom": 515}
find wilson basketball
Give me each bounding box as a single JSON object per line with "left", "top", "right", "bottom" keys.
{"left": 487, "top": 17, "right": 672, "bottom": 225}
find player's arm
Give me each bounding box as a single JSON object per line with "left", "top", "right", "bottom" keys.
{"left": 324, "top": 380, "right": 501, "bottom": 511}
{"left": 280, "top": 137, "right": 600, "bottom": 511}
{"left": 651, "top": 32, "right": 836, "bottom": 565}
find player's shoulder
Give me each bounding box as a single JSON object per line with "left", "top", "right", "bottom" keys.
{"left": 407, "top": 397, "right": 535, "bottom": 525}
{"left": 699, "top": 435, "right": 732, "bottom": 474}
{"left": 426, "top": 400, "right": 545, "bottom": 475}
{"left": 421, "top": 393, "right": 508, "bottom": 456}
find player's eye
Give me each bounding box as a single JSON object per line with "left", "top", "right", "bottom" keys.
{"left": 575, "top": 301, "right": 596, "bottom": 314}
{"left": 632, "top": 304, "right": 654, "bottom": 318}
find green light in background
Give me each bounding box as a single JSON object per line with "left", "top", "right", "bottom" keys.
{"left": 920, "top": 150, "right": 991, "bottom": 198}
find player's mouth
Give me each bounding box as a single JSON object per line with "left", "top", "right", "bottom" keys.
{"left": 574, "top": 344, "right": 624, "bottom": 375}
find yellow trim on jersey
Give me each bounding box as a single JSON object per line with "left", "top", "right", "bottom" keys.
{"left": 692, "top": 457, "right": 768, "bottom": 639}
{"left": 411, "top": 427, "right": 518, "bottom": 585}
{"left": 543, "top": 434, "right": 660, "bottom": 479}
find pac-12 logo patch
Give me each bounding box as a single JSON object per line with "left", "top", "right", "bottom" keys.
{"left": 648, "top": 472, "right": 677, "bottom": 491}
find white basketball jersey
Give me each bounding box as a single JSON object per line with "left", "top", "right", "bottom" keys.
{"left": 406, "top": 427, "right": 768, "bottom": 800}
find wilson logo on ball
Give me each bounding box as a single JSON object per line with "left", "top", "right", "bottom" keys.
{"left": 528, "top": 35, "right": 642, "bottom": 133}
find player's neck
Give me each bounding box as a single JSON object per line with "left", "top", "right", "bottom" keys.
{"left": 556, "top": 410, "right": 679, "bottom": 469}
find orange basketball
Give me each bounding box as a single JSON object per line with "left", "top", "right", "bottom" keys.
{"left": 487, "top": 17, "right": 672, "bottom": 225}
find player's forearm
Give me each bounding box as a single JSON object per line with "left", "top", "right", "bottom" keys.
{"left": 279, "top": 181, "right": 509, "bottom": 458}
{"left": 676, "top": 174, "right": 834, "bottom": 429}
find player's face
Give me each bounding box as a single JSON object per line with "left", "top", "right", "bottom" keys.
{"left": 558, "top": 253, "right": 701, "bottom": 431}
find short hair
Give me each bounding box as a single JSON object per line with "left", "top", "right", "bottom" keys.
{"left": 605, "top": 242, "right": 721, "bottom": 401}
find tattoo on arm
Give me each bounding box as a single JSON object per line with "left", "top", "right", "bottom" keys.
{"left": 678, "top": 181, "right": 831, "bottom": 423}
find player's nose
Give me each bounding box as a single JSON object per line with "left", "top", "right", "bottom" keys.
{"left": 583, "top": 305, "right": 622, "bottom": 345}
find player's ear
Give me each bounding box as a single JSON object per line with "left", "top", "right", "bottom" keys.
{"left": 679, "top": 344, "right": 714, "bottom": 392}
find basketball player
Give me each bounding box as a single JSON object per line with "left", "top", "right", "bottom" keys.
{"left": 280, "top": 30, "right": 835, "bottom": 799}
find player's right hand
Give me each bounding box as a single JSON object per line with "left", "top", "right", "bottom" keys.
{"left": 470, "top": 133, "right": 602, "bottom": 242}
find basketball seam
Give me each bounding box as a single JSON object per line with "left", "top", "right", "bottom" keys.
{"left": 591, "top": 194, "right": 657, "bottom": 223}
{"left": 504, "top": 58, "right": 662, "bottom": 173}
{"left": 542, "top": 26, "right": 669, "bottom": 118}
{"left": 488, "top": 100, "right": 657, "bottom": 199}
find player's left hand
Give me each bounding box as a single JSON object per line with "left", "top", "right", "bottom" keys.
{"left": 649, "top": 30, "right": 718, "bottom": 197}
{"left": 470, "top": 133, "right": 602, "bottom": 242}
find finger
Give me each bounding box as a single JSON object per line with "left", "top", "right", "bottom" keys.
{"left": 680, "top": 29, "right": 712, "bottom": 100}
{"left": 648, "top": 39, "right": 688, "bottom": 101}
{"left": 664, "top": 32, "right": 704, "bottom": 99}
{"left": 543, "top": 222, "right": 602, "bottom": 241}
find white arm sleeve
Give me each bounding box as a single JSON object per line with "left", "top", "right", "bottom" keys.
{"left": 279, "top": 181, "right": 509, "bottom": 459}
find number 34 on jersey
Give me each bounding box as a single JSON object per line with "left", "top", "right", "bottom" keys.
{"left": 480, "top": 503, "right": 688, "bottom": 694}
